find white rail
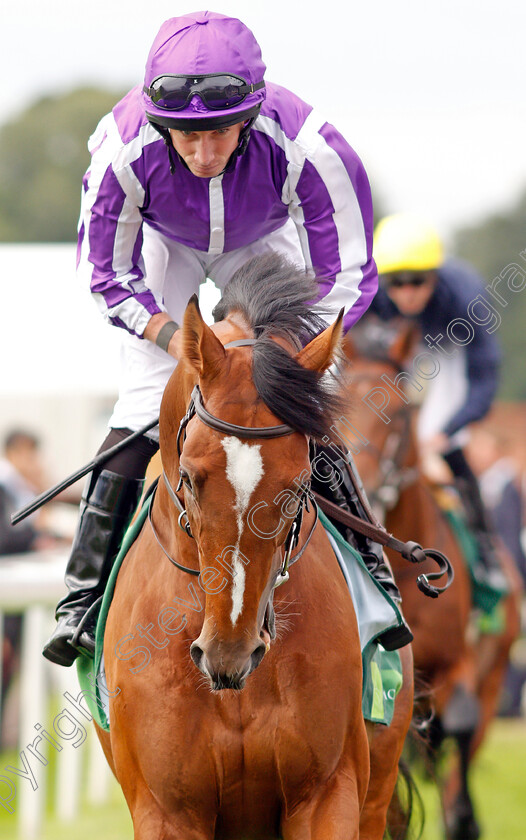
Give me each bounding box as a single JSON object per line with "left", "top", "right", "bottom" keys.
{"left": 0, "top": 550, "right": 112, "bottom": 839}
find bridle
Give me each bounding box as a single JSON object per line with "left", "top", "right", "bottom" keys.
{"left": 365, "top": 404, "right": 418, "bottom": 514}
{"left": 148, "top": 339, "right": 318, "bottom": 588}
{"left": 351, "top": 364, "right": 419, "bottom": 515}
{"left": 338, "top": 359, "right": 454, "bottom": 597}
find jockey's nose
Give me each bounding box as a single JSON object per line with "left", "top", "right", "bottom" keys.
{"left": 190, "top": 636, "right": 266, "bottom": 690}
{"left": 194, "top": 135, "right": 215, "bottom": 166}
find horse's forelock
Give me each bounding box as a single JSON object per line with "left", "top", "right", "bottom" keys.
{"left": 212, "top": 253, "right": 328, "bottom": 345}
{"left": 252, "top": 339, "right": 343, "bottom": 440}
{"left": 211, "top": 253, "right": 343, "bottom": 439}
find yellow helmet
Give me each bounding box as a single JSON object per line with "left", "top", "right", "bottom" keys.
{"left": 373, "top": 213, "right": 444, "bottom": 275}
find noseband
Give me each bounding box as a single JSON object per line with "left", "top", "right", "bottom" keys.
{"left": 149, "top": 339, "right": 318, "bottom": 587}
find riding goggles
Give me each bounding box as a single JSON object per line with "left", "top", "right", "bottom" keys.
{"left": 385, "top": 273, "right": 430, "bottom": 289}
{"left": 143, "top": 74, "right": 265, "bottom": 111}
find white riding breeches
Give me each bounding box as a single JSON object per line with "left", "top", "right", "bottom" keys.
{"left": 416, "top": 347, "right": 469, "bottom": 450}
{"left": 108, "top": 220, "right": 304, "bottom": 436}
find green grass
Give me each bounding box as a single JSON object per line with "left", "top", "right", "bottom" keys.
{"left": 0, "top": 768, "right": 131, "bottom": 840}
{"left": 0, "top": 719, "right": 524, "bottom": 839}
{"left": 415, "top": 718, "right": 526, "bottom": 840}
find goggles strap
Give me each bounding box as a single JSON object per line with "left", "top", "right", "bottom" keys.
{"left": 237, "top": 116, "right": 257, "bottom": 157}
{"left": 153, "top": 125, "right": 179, "bottom": 174}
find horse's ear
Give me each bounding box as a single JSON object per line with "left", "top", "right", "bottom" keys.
{"left": 295, "top": 308, "right": 344, "bottom": 372}
{"left": 182, "top": 295, "right": 226, "bottom": 378}
{"left": 388, "top": 322, "right": 420, "bottom": 367}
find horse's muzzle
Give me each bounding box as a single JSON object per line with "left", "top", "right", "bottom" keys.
{"left": 190, "top": 637, "right": 267, "bottom": 690}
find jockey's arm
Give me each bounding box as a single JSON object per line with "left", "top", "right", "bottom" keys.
{"left": 142, "top": 311, "right": 246, "bottom": 361}
{"left": 286, "top": 120, "right": 377, "bottom": 333}
{"left": 143, "top": 312, "right": 182, "bottom": 360}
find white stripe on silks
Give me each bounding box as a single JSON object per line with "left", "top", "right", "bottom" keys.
{"left": 253, "top": 113, "right": 327, "bottom": 272}
{"left": 77, "top": 112, "right": 122, "bottom": 294}
{"left": 221, "top": 437, "right": 264, "bottom": 626}
{"left": 254, "top": 111, "right": 368, "bottom": 321}
{"left": 254, "top": 110, "right": 327, "bottom": 162}
{"left": 79, "top": 119, "right": 161, "bottom": 329}
{"left": 112, "top": 123, "right": 157, "bottom": 277}
{"left": 208, "top": 174, "right": 225, "bottom": 254}
{"left": 300, "top": 133, "right": 368, "bottom": 319}
{"left": 113, "top": 122, "right": 159, "bottom": 196}
{"left": 287, "top": 201, "right": 313, "bottom": 272}
{"left": 105, "top": 294, "right": 154, "bottom": 336}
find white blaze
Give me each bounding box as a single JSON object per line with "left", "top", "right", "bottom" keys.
{"left": 221, "top": 437, "right": 264, "bottom": 625}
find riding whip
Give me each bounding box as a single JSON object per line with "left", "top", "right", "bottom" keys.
{"left": 11, "top": 418, "right": 159, "bottom": 525}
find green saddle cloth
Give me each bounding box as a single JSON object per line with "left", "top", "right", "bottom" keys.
{"left": 77, "top": 500, "right": 404, "bottom": 731}
{"left": 318, "top": 511, "right": 404, "bottom": 726}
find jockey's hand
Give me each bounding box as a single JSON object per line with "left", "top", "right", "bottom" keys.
{"left": 421, "top": 432, "right": 450, "bottom": 455}
{"left": 145, "top": 312, "right": 248, "bottom": 361}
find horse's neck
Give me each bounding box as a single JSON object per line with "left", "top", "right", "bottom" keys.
{"left": 387, "top": 475, "right": 446, "bottom": 548}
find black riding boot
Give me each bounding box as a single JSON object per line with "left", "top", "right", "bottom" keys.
{"left": 312, "top": 447, "right": 413, "bottom": 650}
{"left": 42, "top": 469, "right": 145, "bottom": 667}
{"left": 443, "top": 449, "right": 508, "bottom": 593}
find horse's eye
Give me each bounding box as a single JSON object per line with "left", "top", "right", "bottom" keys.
{"left": 178, "top": 468, "right": 193, "bottom": 494}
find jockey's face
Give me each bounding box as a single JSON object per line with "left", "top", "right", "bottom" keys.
{"left": 384, "top": 270, "right": 437, "bottom": 316}
{"left": 169, "top": 123, "right": 244, "bottom": 177}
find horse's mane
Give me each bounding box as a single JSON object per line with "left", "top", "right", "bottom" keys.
{"left": 212, "top": 253, "right": 343, "bottom": 439}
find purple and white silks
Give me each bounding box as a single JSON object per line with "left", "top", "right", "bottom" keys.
{"left": 77, "top": 81, "right": 378, "bottom": 336}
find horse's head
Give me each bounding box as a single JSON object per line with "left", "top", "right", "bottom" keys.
{"left": 158, "top": 254, "right": 343, "bottom": 690}
{"left": 340, "top": 322, "right": 421, "bottom": 511}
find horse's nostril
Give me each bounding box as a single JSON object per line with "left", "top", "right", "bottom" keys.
{"left": 190, "top": 642, "right": 204, "bottom": 669}
{"left": 251, "top": 642, "right": 266, "bottom": 670}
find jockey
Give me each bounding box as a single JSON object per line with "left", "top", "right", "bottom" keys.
{"left": 369, "top": 212, "right": 507, "bottom": 591}
{"left": 43, "top": 11, "right": 411, "bottom": 666}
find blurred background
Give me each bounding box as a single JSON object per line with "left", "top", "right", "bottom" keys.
{"left": 1, "top": 1, "right": 525, "bottom": 837}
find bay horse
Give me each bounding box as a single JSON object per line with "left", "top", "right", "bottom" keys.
{"left": 342, "top": 325, "right": 521, "bottom": 840}
{"left": 94, "top": 255, "right": 414, "bottom": 839}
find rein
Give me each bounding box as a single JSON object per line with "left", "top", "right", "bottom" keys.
{"left": 313, "top": 492, "right": 453, "bottom": 598}
{"left": 351, "top": 370, "right": 418, "bottom": 511}
{"left": 342, "top": 359, "right": 453, "bottom": 596}
{"left": 150, "top": 339, "right": 317, "bottom": 588}
{"left": 371, "top": 408, "right": 419, "bottom": 509}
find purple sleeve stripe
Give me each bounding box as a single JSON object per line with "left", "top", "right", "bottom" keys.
{"left": 89, "top": 130, "right": 107, "bottom": 157}
{"left": 311, "top": 122, "right": 377, "bottom": 331}
{"left": 106, "top": 293, "right": 163, "bottom": 337}
{"left": 87, "top": 168, "right": 128, "bottom": 287}
{"left": 319, "top": 123, "right": 374, "bottom": 243}
{"left": 319, "top": 122, "right": 375, "bottom": 264}
{"left": 259, "top": 83, "right": 313, "bottom": 141}
{"left": 134, "top": 291, "right": 162, "bottom": 313}
{"left": 76, "top": 223, "right": 84, "bottom": 269}
{"left": 91, "top": 271, "right": 144, "bottom": 305}
{"left": 342, "top": 259, "right": 378, "bottom": 332}
{"left": 132, "top": 225, "right": 144, "bottom": 269}
{"left": 295, "top": 158, "right": 342, "bottom": 281}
